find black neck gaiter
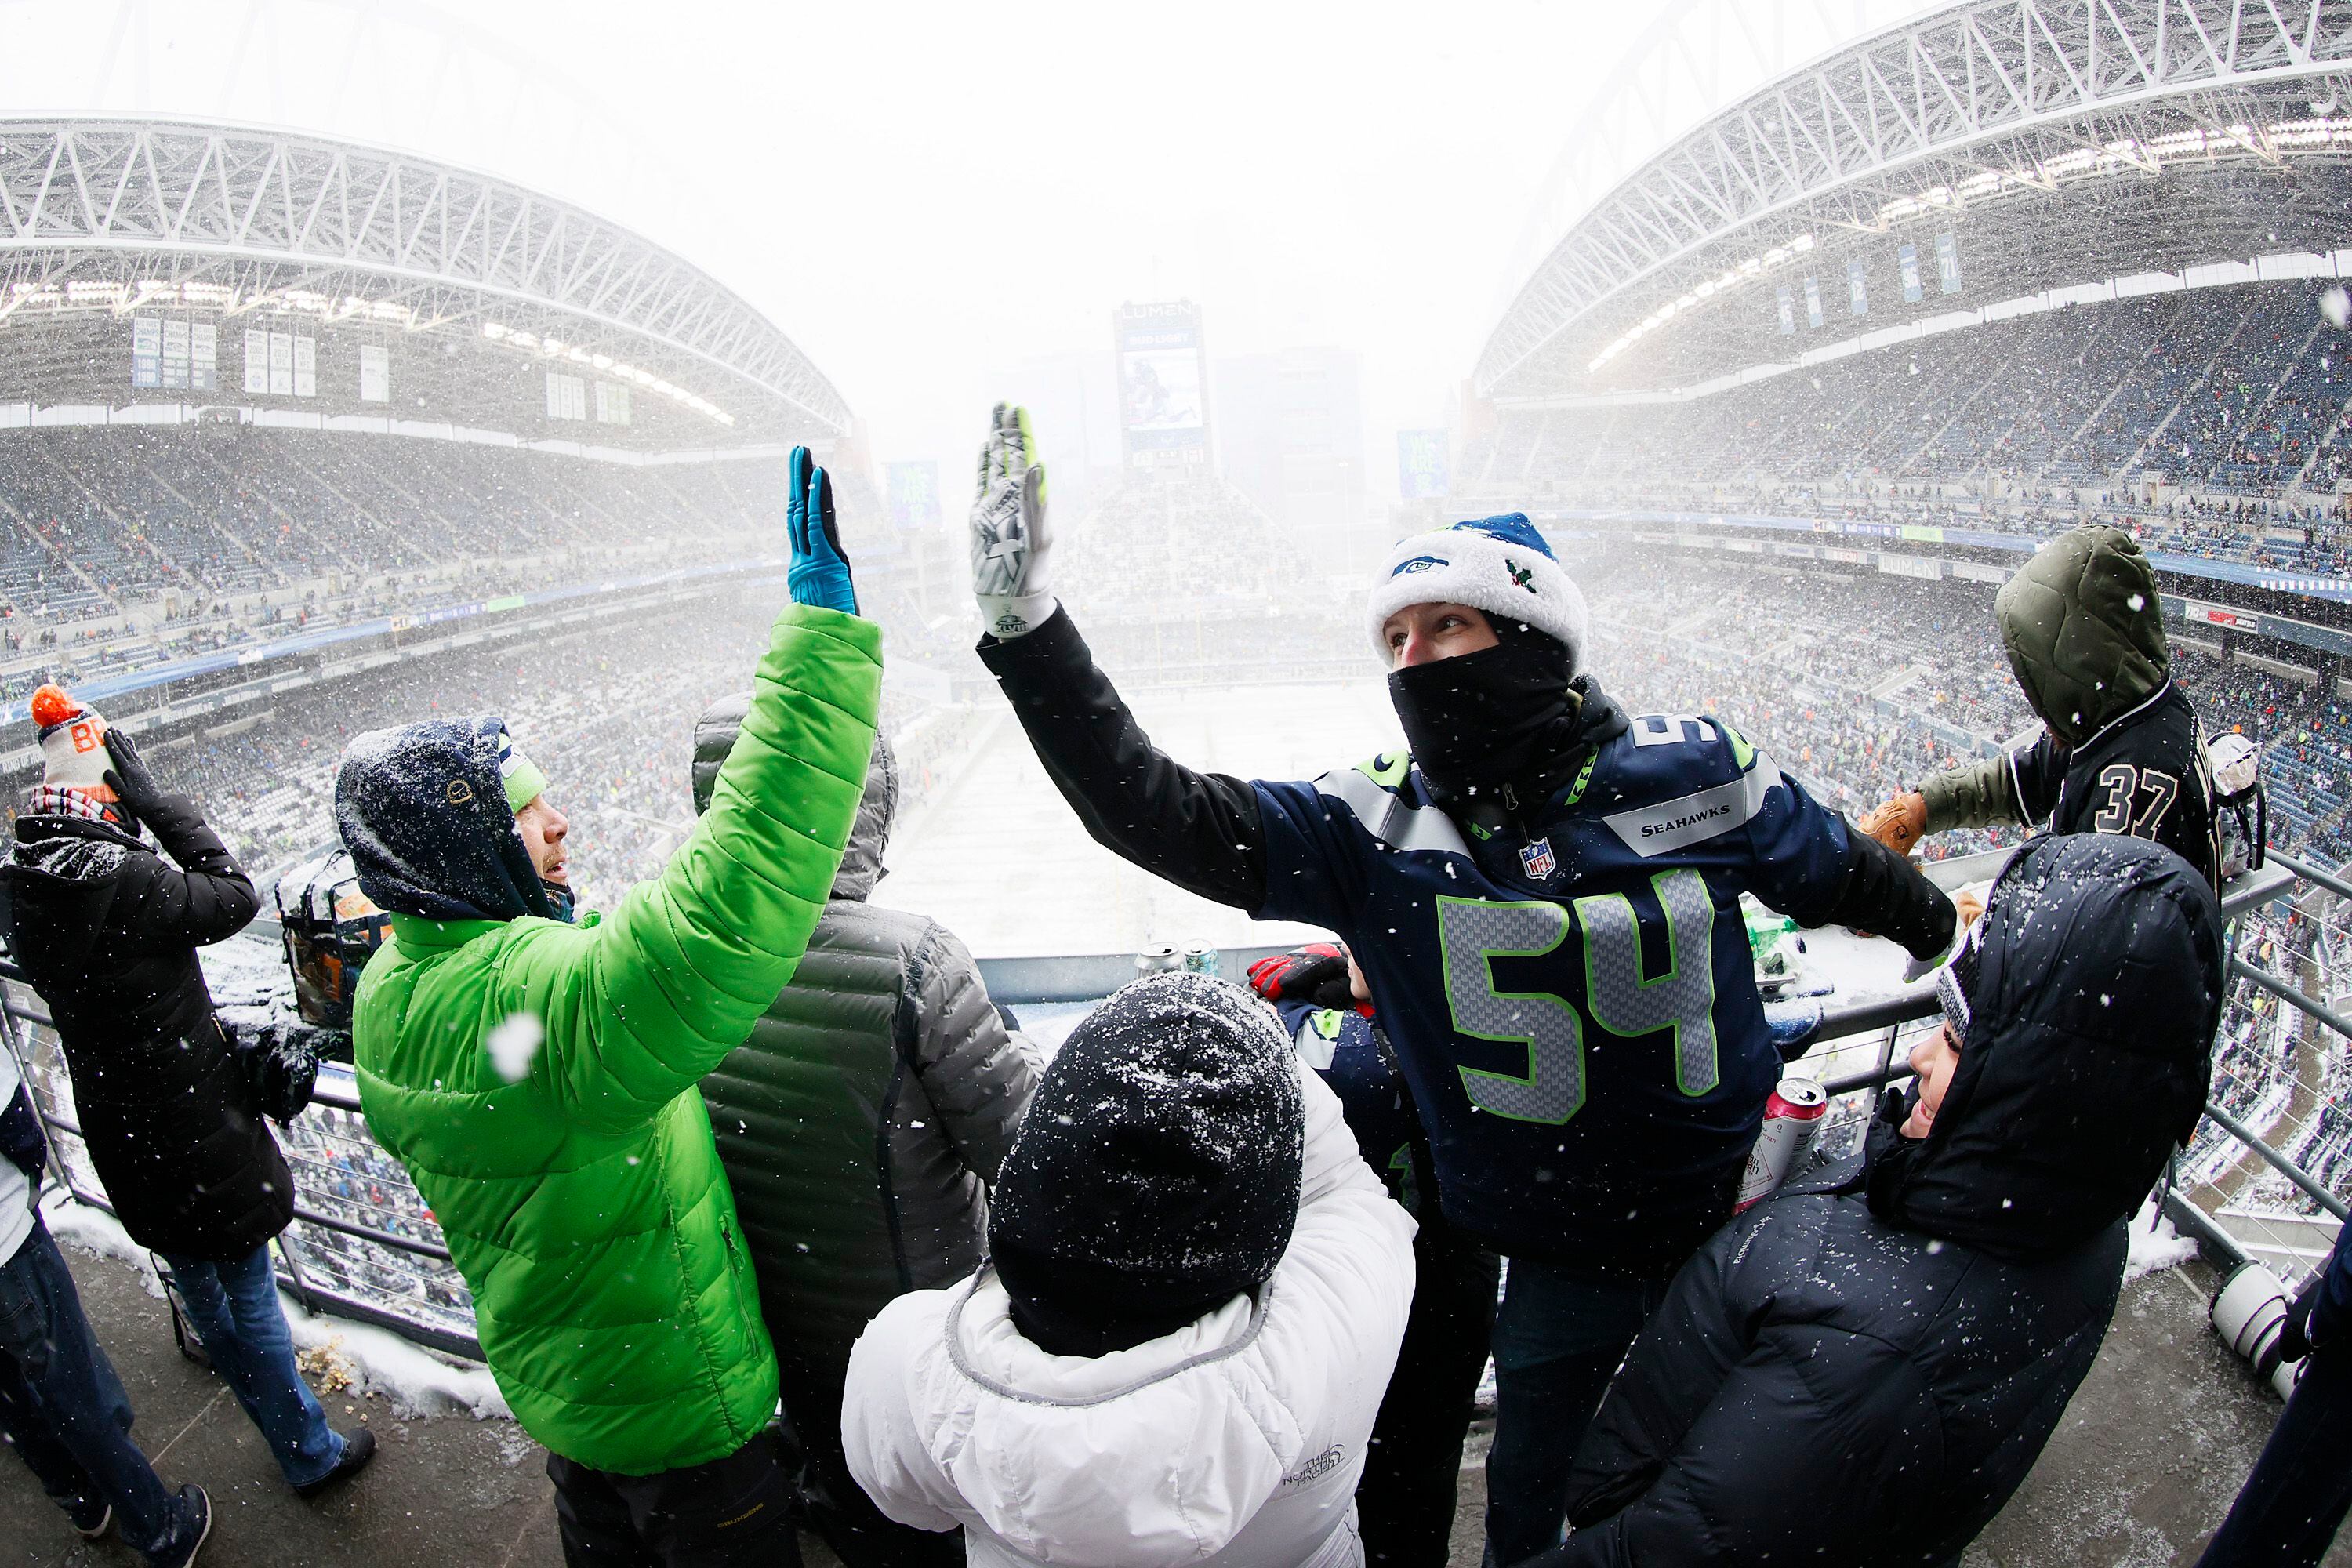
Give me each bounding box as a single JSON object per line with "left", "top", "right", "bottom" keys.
{"left": 1388, "top": 634, "right": 1584, "bottom": 811}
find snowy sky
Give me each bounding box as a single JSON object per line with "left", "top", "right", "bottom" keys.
{"left": 0, "top": 0, "right": 1929, "bottom": 500}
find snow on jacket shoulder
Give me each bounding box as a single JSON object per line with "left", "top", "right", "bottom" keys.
{"left": 843, "top": 1065, "right": 1414, "bottom": 1568}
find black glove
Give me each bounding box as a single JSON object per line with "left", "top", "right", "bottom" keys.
{"left": 102, "top": 728, "right": 205, "bottom": 846}
{"left": 2278, "top": 1274, "right": 2325, "bottom": 1365}
{"left": 100, "top": 728, "right": 164, "bottom": 829}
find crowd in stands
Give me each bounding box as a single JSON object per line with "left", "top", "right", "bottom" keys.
{"left": 1462, "top": 281, "right": 2352, "bottom": 580}
{"left": 0, "top": 427, "right": 799, "bottom": 702}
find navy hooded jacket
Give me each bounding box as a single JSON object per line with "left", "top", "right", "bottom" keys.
{"left": 335, "top": 716, "right": 551, "bottom": 924}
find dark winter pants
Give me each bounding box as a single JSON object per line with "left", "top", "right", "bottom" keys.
{"left": 159, "top": 1241, "right": 343, "bottom": 1489}
{"left": 1483, "top": 1259, "right": 1666, "bottom": 1566}
{"left": 2196, "top": 1348, "right": 2352, "bottom": 1567}
{"left": 0, "top": 1219, "right": 205, "bottom": 1565}
{"left": 1360, "top": 1216, "right": 1500, "bottom": 1567}
{"left": 780, "top": 1351, "right": 963, "bottom": 1568}
{"left": 548, "top": 1430, "right": 800, "bottom": 1568}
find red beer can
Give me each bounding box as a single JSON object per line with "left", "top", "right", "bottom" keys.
{"left": 1735, "top": 1076, "right": 1830, "bottom": 1212}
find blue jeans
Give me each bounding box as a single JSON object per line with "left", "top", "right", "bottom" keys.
{"left": 159, "top": 1242, "right": 343, "bottom": 1489}
{"left": 2198, "top": 1346, "right": 2352, "bottom": 1567}
{"left": 1483, "top": 1259, "right": 1665, "bottom": 1566}
{"left": 0, "top": 1219, "right": 205, "bottom": 1564}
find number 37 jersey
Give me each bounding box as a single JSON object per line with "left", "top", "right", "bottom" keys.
{"left": 2010, "top": 680, "right": 2220, "bottom": 893}
{"left": 1251, "top": 713, "right": 1862, "bottom": 1277}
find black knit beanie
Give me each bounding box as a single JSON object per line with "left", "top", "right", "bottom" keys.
{"left": 989, "top": 971, "right": 1305, "bottom": 1358}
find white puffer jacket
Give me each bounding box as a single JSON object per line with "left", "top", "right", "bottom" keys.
{"left": 843, "top": 1065, "right": 1416, "bottom": 1568}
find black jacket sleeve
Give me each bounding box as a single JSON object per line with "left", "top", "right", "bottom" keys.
{"left": 1825, "top": 831, "right": 1958, "bottom": 964}
{"left": 978, "top": 607, "right": 1267, "bottom": 910}
{"left": 122, "top": 794, "right": 259, "bottom": 950}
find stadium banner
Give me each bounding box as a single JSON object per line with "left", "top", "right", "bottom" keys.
{"left": 887, "top": 460, "right": 942, "bottom": 531}
{"left": 1776, "top": 285, "right": 1795, "bottom": 335}
{"left": 1396, "top": 429, "right": 1450, "bottom": 499}
{"left": 1802, "top": 275, "right": 1824, "bottom": 328}
{"left": 1935, "top": 231, "right": 1962, "bottom": 294}
{"left": 1847, "top": 259, "right": 1868, "bottom": 317}
{"left": 2179, "top": 598, "right": 2259, "bottom": 632}
{"left": 1899, "top": 524, "right": 1943, "bottom": 543}
{"left": 359, "top": 344, "right": 390, "bottom": 404}
{"left": 268, "top": 332, "right": 294, "bottom": 396}
{"left": 593, "top": 381, "right": 630, "bottom": 426}
{"left": 191, "top": 322, "right": 217, "bottom": 393}
{"left": 162, "top": 319, "right": 191, "bottom": 390}
{"left": 244, "top": 329, "right": 270, "bottom": 395}
{"left": 1951, "top": 561, "right": 2009, "bottom": 584}
{"left": 131, "top": 316, "right": 162, "bottom": 388}
{"left": 1899, "top": 242, "right": 1923, "bottom": 303}
{"left": 1116, "top": 300, "right": 1209, "bottom": 465}
{"left": 293, "top": 335, "right": 318, "bottom": 398}
{"left": 1878, "top": 554, "right": 1942, "bottom": 580}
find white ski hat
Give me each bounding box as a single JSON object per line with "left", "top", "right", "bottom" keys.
{"left": 1367, "top": 513, "right": 1590, "bottom": 671}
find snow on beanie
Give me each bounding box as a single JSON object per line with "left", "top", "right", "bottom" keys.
{"left": 1367, "top": 513, "right": 1589, "bottom": 671}
{"left": 26, "top": 684, "right": 122, "bottom": 820}
{"left": 989, "top": 971, "right": 1306, "bottom": 1358}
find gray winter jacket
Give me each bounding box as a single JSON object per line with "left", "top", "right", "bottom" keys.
{"left": 688, "top": 698, "right": 1041, "bottom": 1431}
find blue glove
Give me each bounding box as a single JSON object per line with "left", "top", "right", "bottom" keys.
{"left": 786, "top": 446, "right": 858, "bottom": 615}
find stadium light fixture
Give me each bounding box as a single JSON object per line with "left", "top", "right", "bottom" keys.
{"left": 1584, "top": 114, "right": 2352, "bottom": 379}
{"left": 478, "top": 319, "right": 735, "bottom": 427}
{"left": 1588, "top": 231, "right": 1815, "bottom": 372}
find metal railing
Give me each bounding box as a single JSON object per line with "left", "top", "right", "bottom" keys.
{"left": 1763, "top": 847, "right": 2347, "bottom": 1291}
{"left": 0, "top": 974, "right": 483, "bottom": 1360}
{"left": 3, "top": 839, "right": 2345, "bottom": 1367}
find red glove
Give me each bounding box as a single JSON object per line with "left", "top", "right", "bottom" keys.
{"left": 1245, "top": 945, "right": 1367, "bottom": 1014}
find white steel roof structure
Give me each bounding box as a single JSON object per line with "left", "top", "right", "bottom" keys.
{"left": 1479, "top": 0, "right": 2352, "bottom": 401}
{"left": 0, "top": 118, "right": 850, "bottom": 440}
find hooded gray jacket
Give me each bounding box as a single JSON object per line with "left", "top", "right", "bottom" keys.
{"left": 688, "top": 697, "right": 1040, "bottom": 1430}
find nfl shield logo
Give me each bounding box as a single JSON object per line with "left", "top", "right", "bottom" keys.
{"left": 1519, "top": 837, "right": 1556, "bottom": 879}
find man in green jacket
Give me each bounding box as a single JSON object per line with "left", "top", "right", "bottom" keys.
{"left": 335, "top": 450, "right": 878, "bottom": 1566}
{"left": 1860, "top": 524, "right": 2221, "bottom": 891}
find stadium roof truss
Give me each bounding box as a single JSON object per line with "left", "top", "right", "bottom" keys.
{"left": 0, "top": 118, "right": 850, "bottom": 438}
{"left": 1479, "top": 0, "right": 2352, "bottom": 401}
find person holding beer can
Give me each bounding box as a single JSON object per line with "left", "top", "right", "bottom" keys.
{"left": 1513, "top": 833, "right": 2224, "bottom": 1567}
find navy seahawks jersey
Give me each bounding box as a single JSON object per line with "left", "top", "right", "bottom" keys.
{"left": 1252, "top": 713, "right": 1857, "bottom": 1276}
{"left": 1272, "top": 996, "right": 1420, "bottom": 1199}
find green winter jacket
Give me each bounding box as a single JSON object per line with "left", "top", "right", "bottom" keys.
{"left": 350, "top": 604, "right": 880, "bottom": 1475}
{"left": 1922, "top": 526, "right": 2169, "bottom": 833}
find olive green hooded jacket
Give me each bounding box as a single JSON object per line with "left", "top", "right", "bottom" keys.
{"left": 1922, "top": 528, "right": 2169, "bottom": 833}
{"left": 347, "top": 604, "right": 880, "bottom": 1475}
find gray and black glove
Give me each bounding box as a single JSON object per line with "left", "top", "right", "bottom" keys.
{"left": 971, "top": 401, "right": 1056, "bottom": 639}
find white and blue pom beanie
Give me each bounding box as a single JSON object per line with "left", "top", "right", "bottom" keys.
{"left": 1367, "top": 513, "right": 1590, "bottom": 672}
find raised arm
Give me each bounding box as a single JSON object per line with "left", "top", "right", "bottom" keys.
{"left": 102, "top": 730, "right": 260, "bottom": 949}
{"left": 970, "top": 403, "right": 1268, "bottom": 909}
{"left": 503, "top": 451, "right": 881, "bottom": 1128}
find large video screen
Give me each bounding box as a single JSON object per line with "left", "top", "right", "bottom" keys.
{"left": 1121, "top": 347, "right": 1204, "bottom": 437}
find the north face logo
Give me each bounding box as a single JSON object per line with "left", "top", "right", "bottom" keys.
{"left": 1282, "top": 1444, "right": 1346, "bottom": 1487}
